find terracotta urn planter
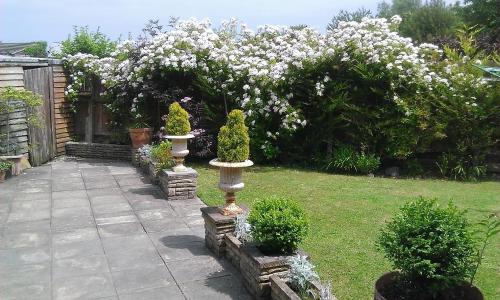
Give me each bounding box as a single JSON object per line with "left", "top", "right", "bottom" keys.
{"left": 374, "top": 272, "right": 483, "bottom": 300}
{"left": 128, "top": 128, "right": 152, "bottom": 149}
{"left": 165, "top": 134, "right": 194, "bottom": 172}
{"left": 209, "top": 158, "right": 253, "bottom": 216}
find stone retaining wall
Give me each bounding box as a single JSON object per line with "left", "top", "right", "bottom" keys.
{"left": 65, "top": 142, "right": 132, "bottom": 160}
{"left": 159, "top": 169, "right": 197, "bottom": 201}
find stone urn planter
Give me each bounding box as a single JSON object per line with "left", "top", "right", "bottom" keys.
{"left": 165, "top": 134, "right": 194, "bottom": 172}
{"left": 374, "top": 272, "right": 483, "bottom": 300}
{"left": 0, "top": 154, "right": 24, "bottom": 176}
{"left": 128, "top": 128, "right": 152, "bottom": 149}
{"left": 209, "top": 158, "right": 253, "bottom": 216}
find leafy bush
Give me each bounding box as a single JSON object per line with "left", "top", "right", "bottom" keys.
{"left": 377, "top": 198, "right": 476, "bottom": 297}
{"left": 0, "top": 160, "right": 12, "bottom": 171}
{"left": 287, "top": 254, "right": 319, "bottom": 293}
{"left": 436, "top": 152, "right": 487, "bottom": 181}
{"left": 24, "top": 41, "right": 48, "bottom": 58}
{"left": 150, "top": 141, "right": 174, "bottom": 170}
{"left": 326, "top": 146, "right": 380, "bottom": 175}
{"left": 165, "top": 102, "right": 191, "bottom": 136}
{"left": 355, "top": 152, "right": 381, "bottom": 174}
{"left": 59, "top": 26, "right": 116, "bottom": 58}
{"left": 248, "top": 196, "right": 309, "bottom": 254}
{"left": 326, "top": 146, "right": 357, "bottom": 173}
{"left": 217, "top": 110, "right": 250, "bottom": 162}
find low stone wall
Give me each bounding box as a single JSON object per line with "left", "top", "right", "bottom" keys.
{"left": 65, "top": 142, "right": 132, "bottom": 160}
{"left": 270, "top": 275, "right": 301, "bottom": 300}
{"left": 159, "top": 169, "right": 198, "bottom": 201}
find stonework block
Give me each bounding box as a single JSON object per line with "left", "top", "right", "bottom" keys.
{"left": 159, "top": 168, "right": 198, "bottom": 201}
{"left": 65, "top": 142, "right": 132, "bottom": 160}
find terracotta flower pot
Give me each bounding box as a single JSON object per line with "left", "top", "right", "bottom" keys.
{"left": 374, "top": 272, "right": 483, "bottom": 300}
{"left": 0, "top": 170, "right": 6, "bottom": 183}
{"left": 209, "top": 158, "right": 253, "bottom": 216}
{"left": 165, "top": 134, "right": 194, "bottom": 172}
{"left": 128, "top": 128, "right": 152, "bottom": 149}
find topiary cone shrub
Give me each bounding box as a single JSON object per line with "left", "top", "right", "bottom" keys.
{"left": 166, "top": 102, "right": 191, "bottom": 136}
{"left": 217, "top": 109, "right": 250, "bottom": 163}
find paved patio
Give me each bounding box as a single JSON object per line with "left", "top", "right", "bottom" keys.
{"left": 0, "top": 157, "right": 252, "bottom": 300}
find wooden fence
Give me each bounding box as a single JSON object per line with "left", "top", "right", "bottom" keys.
{"left": 0, "top": 57, "right": 73, "bottom": 166}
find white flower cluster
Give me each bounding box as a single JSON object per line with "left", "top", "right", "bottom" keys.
{"left": 64, "top": 17, "right": 488, "bottom": 145}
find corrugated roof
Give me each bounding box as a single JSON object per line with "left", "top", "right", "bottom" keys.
{"left": 0, "top": 42, "right": 38, "bottom": 56}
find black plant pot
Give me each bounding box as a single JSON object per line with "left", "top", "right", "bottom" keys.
{"left": 374, "top": 272, "right": 484, "bottom": 300}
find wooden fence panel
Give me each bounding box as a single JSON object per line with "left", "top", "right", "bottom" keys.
{"left": 51, "top": 67, "right": 72, "bottom": 155}
{"left": 24, "top": 67, "right": 55, "bottom": 166}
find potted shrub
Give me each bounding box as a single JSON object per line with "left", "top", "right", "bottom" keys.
{"left": 0, "top": 160, "right": 13, "bottom": 183}
{"left": 128, "top": 116, "right": 152, "bottom": 149}
{"left": 209, "top": 109, "right": 252, "bottom": 216}
{"left": 375, "top": 198, "right": 484, "bottom": 300}
{"left": 165, "top": 102, "right": 194, "bottom": 172}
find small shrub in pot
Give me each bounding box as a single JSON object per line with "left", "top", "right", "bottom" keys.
{"left": 376, "top": 197, "right": 480, "bottom": 300}
{"left": 248, "top": 196, "right": 309, "bottom": 254}
{"left": 0, "top": 160, "right": 13, "bottom": 183}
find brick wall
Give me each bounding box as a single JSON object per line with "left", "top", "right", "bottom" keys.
{"left": 65, "top": 142, "right": 131, "bottom": 160}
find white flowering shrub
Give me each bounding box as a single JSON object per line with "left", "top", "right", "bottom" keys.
{"left": 63, "top": 17, "right": 498, "bottom": 177}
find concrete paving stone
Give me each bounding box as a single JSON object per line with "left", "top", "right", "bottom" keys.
{"left": 1, "top": 231, "right": 50, "bottom": 249}
{"left": 105, "top": 247, "right": 164, "bottom": 272}
{"left": 52, "top": 273, "right": 116, "bottom": 300}
{"left": 17, "top": 185, "right": 51, "bottom": 194}
{"left": 136, "top": 207, "right": 178, "bottom": 222}
{"left": 10, "top": 199, "right": 50, "bottom": 212}
{"left": 189, "top": 225, "right": 206, "bottom": 240}
{"left": 101, "top": 233, "right": 155, "bottom": 253}
{"left": 92, "top": 202, "right": 133, "bottom": 216}
{"left": 13, "top": 192, "right": 51, "bottom": 202}
{"left": 53, "top": 254, "right": 110, "bottom": 279}
{"left": 114, "top": 174, "right": 151, "bottom": 187}
{"left": 127, "top": 197, "right": 172, "bottom": 211}
{"left": 51, "top": 215, "right": 96, "bottom": 232}
{"left": 86, "top": 187, "right": 122, "bottom": 198}
{"left": 184, "top": 215, "right": 205, "bottom": 227}
{"left": 89, "top": 194, "right": 129, "bottom": 207}
{"left": 52, "top": 189, "right": 88, "bottom": 199}
{"left": 7, "top": 209, "right": 50, "bottom": 222}
{"left": 3, "top": 219, "right": 50, "bottom": 234}
{"left": 52, "top": 180, "right": 86, "bottom": 192}
{"left": 0, "top": 263, "right": 50, "bottom": 287}
{"left": 172, "top": 204, "right": 204, "bottom": 217}
{"left": 95, "top": 211, "right": 138, "bottom": 226}
{"left": 118, "top": 285, "right": 185, "bottom": 300}
{"left": 0, "top": 245, "right": 51, "bottom": 266}
{"left": 52, "top": 196, "right": 90, "bottom": 209}
{"left": 111, "top": 265, "right": 175, "bottom": 295}
{"left": 168, "top": 197, "right": 205, "bottom": 208}
{"left": 21, "top": 179, "right": 51, "bottom": 188}
{"left": 155, "top": 240, "right": 212, "bottom": 262}
{"left": 53, "top": 238, "right": 104, "bottom": 260}
{"left": 0, "top": 282, "right": 51, "bottom": 300}
{"left": 52, "top": 206, "right": 92, "bottom": 218}
{"left": 141, "top": 217, "right": 190, "bottom": 233}
{"left": 0, "top": 202, "right": 10, "bottom": 214}
{"left": 84, "top": 178, "right": 119, "bottom": 190}
{"left": 167, "top": 256, "right": 231, "bottom": 284}
{"left": 107, "top": 165, "right": 139, "bottom": 175}
{"left": 51, "top": 170, "right": 82, "bottom": 178}
{"left": 180, "top": 275, "right": 253, "bottom": 300}
{"left": 97, "top": 221, "right": 145, "bottom": 238}
{"left": 148, "top": 228, "right": 201, "bottom": 244}
{"left": 52, "top": 227, "right": 99, "bottom": 246}
{"left": 80, "top": 166, "right": 110, "bottom": 175}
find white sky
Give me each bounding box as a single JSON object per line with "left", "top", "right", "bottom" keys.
{"left": 1, "top": 0, "right": 383, "bottom": 43}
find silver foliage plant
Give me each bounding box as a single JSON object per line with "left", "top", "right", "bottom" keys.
{"left": 318, "top": 281, "right": 337, "bottom": 300}
{"left": 287, "top": 254, "right": 319, "bottom": 293}
{"left": 137, "top": 144, "right": 153, "bottom": 158}
{"left": 234, "top": 212, "right": 252, "bottom": 242}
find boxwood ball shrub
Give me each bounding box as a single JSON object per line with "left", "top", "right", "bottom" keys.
{"left": 217, "top": 109, "right": 250, "bottom": 162}
{"left": 248, "top": 196, "right": 309, "bottom": 254}
{"left": 376, "top": 197, "right": 476, "bottom": 298}
{"left": 165, "top": 102, "right": 190, "bottom": 136}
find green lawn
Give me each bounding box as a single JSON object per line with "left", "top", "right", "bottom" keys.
{"left": 193, "top": 163, "right": 500, "bottom": 300}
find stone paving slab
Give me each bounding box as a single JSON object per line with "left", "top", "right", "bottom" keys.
{"left": 0, "top": 157, "right": 251, "bottom": 299}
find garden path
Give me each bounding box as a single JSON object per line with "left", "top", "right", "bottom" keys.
{"left": 0, "top": 157, "right": 251, "bottom": 300}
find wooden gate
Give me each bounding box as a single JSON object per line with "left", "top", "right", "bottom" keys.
{"left": 24, "top": 67, "right": 55, "bottom": 166}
